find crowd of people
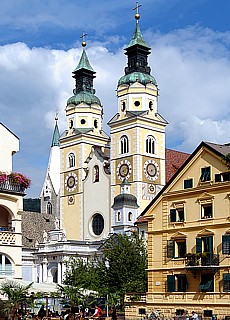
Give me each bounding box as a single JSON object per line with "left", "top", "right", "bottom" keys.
{"left": 15, "top": 303, "right": 118, "bottom": 320}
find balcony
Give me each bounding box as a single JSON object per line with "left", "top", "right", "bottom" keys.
{"left": 0, "top": 179, "right": 25, "bottom": 194}
{"left": 0, "top": 226, "right": 15, "bottom": 232}
{"left": 185, "top": 253, "right": 219, "bottom": 268}
{"left": 0, "top": 172, "right": 31, "bottom": 194}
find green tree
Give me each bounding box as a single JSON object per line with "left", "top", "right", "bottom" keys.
{"left": 63, "top": 233, "right": 147, "bottom": 309}
{"left": 0, "top": 280, "right": 33, "bottom": 319}
{"left": 98, "top": 233, "right": 148, "bottom": 307}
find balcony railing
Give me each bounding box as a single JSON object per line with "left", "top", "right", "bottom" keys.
{"left": 0, "top": 179, "right": 25, "bottom": 193}
{"left": 185, "top": 253, "right": 219, "bottom": 268}
{"left": 0, "top": 226, "right": 15, "bottom": 232}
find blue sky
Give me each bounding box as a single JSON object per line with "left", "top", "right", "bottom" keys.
{"left": 1, "top": 0, "right": 230, "bottom": 198}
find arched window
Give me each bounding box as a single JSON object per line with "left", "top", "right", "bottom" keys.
{"left": 128, "top": 212, "right": 133, "bottom": 222}
{"left": 120, "top": 135, "right": 129, "bottom": 154}
{"left": 0, "top": 254, "right": 13, "bottom": 275}
{"left": 47, "top": 202, "right": 52, "bottom": 215}
{"left": 146, "top": 135, "right": 155, "bottom": 154}
{"left": 68, "top": 153, "right": 75, "bottom": 168}
{"left": 93, "top": 165, "right": 99, "bottom": 182}
{"left": 94, "top": 119, "right": 98, "bottom": 128}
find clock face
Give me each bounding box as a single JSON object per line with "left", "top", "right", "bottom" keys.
{"left": 117, "top": 160, "right": 132, "bottom": 180}
{"left": 65, "top": 172, "right": 77, "bottom": 192}
{"left": 144, "top": 159, "right": 159, "bottom": 181}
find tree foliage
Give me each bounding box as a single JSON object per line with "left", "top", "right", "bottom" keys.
{"left": 99, "top": 233, "right": 148, "bottom": 303}
{"left": 223, "top": 153, "right": 230, "bottom": 170}
{"left": 63, "top": 233, "right": 148, "bottom": 309}
{"left": 0, "top": 280, "right": 33, "bottom": 319}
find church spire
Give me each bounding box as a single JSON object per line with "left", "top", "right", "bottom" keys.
{"left": 51, "top": 112, "right": 60, "bottom": 147}
{"left": 67, "top": 33, "right": 101, "bottom": 107}
{"left": 117, "top": 2, "right": 157, "bottom": 86}
{"left": 72, "top": 33, "right": 96, "bottom": 95}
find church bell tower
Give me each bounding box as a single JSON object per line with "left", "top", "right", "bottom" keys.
{"left": 60, "top": 36, "right": 110, "bottom": 241}
{"left": 108, "top": 4, "right": 168, "bottom": 216}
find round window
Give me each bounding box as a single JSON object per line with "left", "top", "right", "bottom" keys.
{"left": 134, "top": 101, "right": 140, "bottom": 107}
{"left": 81, "top": 119, "right": 86, "bottom": 124}
{"left": 92, "top": 213, "right": 104, "bottom": 235}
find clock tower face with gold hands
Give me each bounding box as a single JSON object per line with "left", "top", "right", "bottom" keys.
{"left": 116, "top": 160, "right": 132, "bottom": 180}
{"left": 144, "top": 159, "right": 159, "bottom": 181}
{"left": 65, "top": 172, "right": 77, "bottom": 192}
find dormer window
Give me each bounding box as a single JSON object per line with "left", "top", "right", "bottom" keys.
{"left": 200, "top": 167, "right": 211, "bottom": 182}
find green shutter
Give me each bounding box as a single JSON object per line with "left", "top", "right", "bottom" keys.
{"left": 167, "top": 240, "right": 175, "bottom": 258}
{"left": 222, "top": 235, "right": 230, "bottom": 254}
{"left": 207, "top": 236, "right": 213, "bottom": 253}
{"left": 196, "top": 238, "right": 202, "bottom": 253}
{"left": 167, "top": 275, "right": 175, "bottom": 292}
{"left": 170, "top": 209, "right": 176, "bottom": 222}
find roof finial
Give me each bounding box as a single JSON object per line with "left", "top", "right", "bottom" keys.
{"left": 133, "top": 1, "right": 142, "bottom": 23}
{"left": 80, "top": 32, "right": 87, "bottom": 47}
{"left": 55, "top": 110, "right": 58, "bottom": 123}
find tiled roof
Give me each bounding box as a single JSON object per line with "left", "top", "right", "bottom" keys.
{"left": 165, "top": 148, "right": 190, "bottom": 183}
{"left": 22, "top": 211, "right": 56, "bottom": 248}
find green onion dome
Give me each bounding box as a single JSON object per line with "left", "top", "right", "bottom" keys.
{"left": 67, "top": 91, "right": 101, "bottom": 106}
{"left": 118, "top": 71, "right": 157, "bottom": 87}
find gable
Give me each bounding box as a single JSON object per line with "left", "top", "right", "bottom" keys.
{"left": 166, "top": 145, "right": 229, "bottom": 194}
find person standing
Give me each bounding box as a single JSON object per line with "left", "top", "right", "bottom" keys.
{"left": 191, "top": 311, "right": 199, "bottom": 320}
{"left": 111, "top": 305, "right": 117, "bottom": 320}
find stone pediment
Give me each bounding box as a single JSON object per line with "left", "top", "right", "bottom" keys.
{"left": 171, "top": 231, "right": 187, "bottom": 239}
{"left": 196, "top": 228, "right": 214, "bottom": 237}
{"left": 197, "top": 192, "right": 214, "bottom": 203}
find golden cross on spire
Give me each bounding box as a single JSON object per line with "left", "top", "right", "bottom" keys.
{"left": 133, "top": 1, "right": 142, "bottom": 22}
{"left": 80, "top": 32, "right": 87, "bottom": 47}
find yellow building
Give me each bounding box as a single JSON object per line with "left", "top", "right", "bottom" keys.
{"left": 135, "top": 141, "right": 230, "bottom": 319}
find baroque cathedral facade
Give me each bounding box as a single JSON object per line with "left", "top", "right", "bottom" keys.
{"left": 30, "top": 10, "right": 187, "bottom": 284}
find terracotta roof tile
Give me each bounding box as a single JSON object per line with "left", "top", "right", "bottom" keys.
{"left": 165, "top": 148, "right": 190, "bottom": 183}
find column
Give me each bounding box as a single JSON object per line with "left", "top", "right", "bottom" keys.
{"left": 57, "top": 262, "right": 62, "bottom": 284}
{"left": 43, "top": 259, "right": 48, "bottom": 283}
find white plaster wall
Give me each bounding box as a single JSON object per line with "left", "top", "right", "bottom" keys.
{"left": 83, "top": 150, "right": 111, "bottom": 241}
{"left": 0, "top": 123, "right": 19, "bottom": 172}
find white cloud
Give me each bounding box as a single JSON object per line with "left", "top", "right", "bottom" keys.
{"left": 1, "top": 25, "right": 230, "bottom": 197}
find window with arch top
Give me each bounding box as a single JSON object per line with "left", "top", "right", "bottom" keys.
{"left": 146, "top": 135, "right": 155, "bottom": 154}
{"left": 120, "top": 135, "right": 129, "bottom": 154}
{"left": 47, "top": 202, "right": 52, "bottom": 215}
{"left": 93, "top": 165, "right": 99, "bottom": 182}
{"left": 68, "top": 153, "right": 75, "bottom": 168}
